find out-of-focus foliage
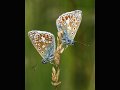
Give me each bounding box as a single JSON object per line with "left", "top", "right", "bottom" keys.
{"left": 25, "top": 0, "right": 95, "bottom": 90}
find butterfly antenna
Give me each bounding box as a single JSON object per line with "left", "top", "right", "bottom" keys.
{"left": 74, "top": 41, "right": 90, "bottom": 47}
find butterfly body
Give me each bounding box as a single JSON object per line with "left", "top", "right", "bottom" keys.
{"left": 56, "top": 10, "right": 82, "bottom": 46}
{"left": 28, "top": 30, "right": 56, "bottom": 64}
{"left": 62, "top": 30, "right": 74, "bottom": 45}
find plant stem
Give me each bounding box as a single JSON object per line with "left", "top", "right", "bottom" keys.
{"left": 51, "top": 31, "right": 64, "bottom": 89}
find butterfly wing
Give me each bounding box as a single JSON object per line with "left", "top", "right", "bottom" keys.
{"left": 28, "top": 30, "right": 56, "bottom": 63}
{"left": 56, "top": 10, "right": 82, "bottom": 41}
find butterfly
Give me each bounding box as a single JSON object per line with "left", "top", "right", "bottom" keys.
{"left": 28, "top": 10, "right": 82, "bottom": 64}
{"left": 56, "top": 10, "right": 82, "bottom": 46}
{"left": 28, "top": 30, "right": 56, "bottom": 64}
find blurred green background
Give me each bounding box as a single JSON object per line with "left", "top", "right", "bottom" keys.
{"left": 25, "top": 0, "right": 95, "bottom": 90}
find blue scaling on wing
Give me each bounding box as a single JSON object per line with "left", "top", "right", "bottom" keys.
{"left": 56, "top": 10, "right": 82, "bottom": 45}
{"left": 28, "top": 30, "right": 56, "bottom": 64}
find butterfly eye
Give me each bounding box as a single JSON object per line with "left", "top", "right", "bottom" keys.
{"left": 42, "top": 60, "right": 47, "bottom": 64}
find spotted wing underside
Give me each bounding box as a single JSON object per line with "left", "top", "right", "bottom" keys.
{"left": 56, "top": 10, "right": 82, "bottom": 40}
{"left": 28, "top": 30, "right": 55, "bottom": 60}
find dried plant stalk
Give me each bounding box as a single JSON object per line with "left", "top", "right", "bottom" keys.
{"left": 51, "top": 31, "right": 64, "bottom": 88}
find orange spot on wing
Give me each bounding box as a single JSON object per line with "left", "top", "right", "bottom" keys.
{"left": 45, "top": 34, "right": 49, "bottom": 38}
{"left": 65, "top": 16, "right": 68, "bottom": 20}
{"left": 68, "top": 15, "right": 70, "bottom": 18}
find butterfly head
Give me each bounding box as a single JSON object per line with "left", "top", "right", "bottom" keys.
{"left": 41, "top": 54, "right": 54, "bottom": 64}
{"left": 62, "top": 30, "right": 75, "bottom": 45}
{"left": 67, "top": 39, "right": 74, "bottom": 45}
{"left": 41, "top": 59, "right": 48, "bottom": 64}
{"left": 62, "top": 37, "right": 74, "bottom": 45}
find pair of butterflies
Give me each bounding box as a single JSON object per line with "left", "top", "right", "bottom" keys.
{"left": 28, "top": 10, "right": 82, "bottom": 64}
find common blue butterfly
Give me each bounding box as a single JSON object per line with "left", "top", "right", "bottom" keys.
{"left": 28, "top": 10, "right": 82, "bottom": 64}
{"left": 56, "top": 10, "right": 82, "bottom": 45}
{"left": 28, "top": 30, "right": 56, "bottom": 64}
